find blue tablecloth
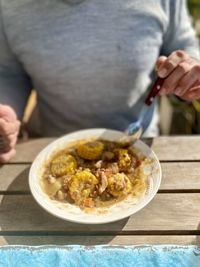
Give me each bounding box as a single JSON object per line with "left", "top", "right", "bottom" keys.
{"left": 0, "top": 245, "right": 199, "bottom": 267}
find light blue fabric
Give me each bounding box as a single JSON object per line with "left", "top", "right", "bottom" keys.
{"left": 0, "top": 0, "right": 199, "bottom": 136}
{"left": 0, "top": 245, "right": 199, "bottom": 267}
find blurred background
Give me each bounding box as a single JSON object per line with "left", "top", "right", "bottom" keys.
{"left": 23, "top": 0, "right": 200, "bottom": 137}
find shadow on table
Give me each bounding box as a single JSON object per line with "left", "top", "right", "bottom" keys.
{"left": 0, "top": 166, "right": 128, "bottom": 246}
{"left": 142, "top": 138, "right": 153, "bottom": 148}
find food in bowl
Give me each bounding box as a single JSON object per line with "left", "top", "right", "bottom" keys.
{"left": 41, "top": 138, "right": 148, "bottom": 212}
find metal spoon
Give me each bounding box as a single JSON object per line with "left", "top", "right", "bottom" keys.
{"left": 119, "top": 77, "right": 165, "bottom": 145}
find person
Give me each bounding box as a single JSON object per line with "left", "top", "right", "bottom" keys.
{"left": 0, "top": 0, "right": 199, "bottom": 163}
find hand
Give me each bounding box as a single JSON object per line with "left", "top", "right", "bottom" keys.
{"left": 0, "top": 105, "right": 21, "bottom": 163}
{"left": 156, "top": 50, "right": 200, "bottom": 100}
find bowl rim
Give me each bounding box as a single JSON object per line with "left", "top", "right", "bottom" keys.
{"left": 29, "top": 128, "right": 162, "bottom": 224}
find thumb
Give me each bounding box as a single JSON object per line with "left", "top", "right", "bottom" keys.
{"left": 0, "top": 104, "right": 17, "bottom": 122}
{"left": 155, "top": 56, "right": 167, "bottom": 72}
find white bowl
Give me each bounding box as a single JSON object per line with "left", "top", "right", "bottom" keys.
{"left": 29, "top": 128, "right": 162, "bottom": 224}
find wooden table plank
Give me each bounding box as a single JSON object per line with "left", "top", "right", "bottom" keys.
{"left": 1, "top": 162, "right": 200, "bottom": 192}
{"left": 1, "top": 194, "right": 200, "bottom": 232}
{"left": 0, "top": 165, "right": 29, "bottom": 192}
{"left": 160, "top": 162, "right": 200, "bottom": 190}
{"left": 10, "top": 136, "right": 200, "bottom": 163}
{"left": 146, "top": 136, "right": 200, "bottom": 161}
{"left": 1, "top": 136, "right": 199, "bottom": 247}
{"left": 0, "top": 235, "right": 199, "bottom": 246}
{"left": 13, "top": 138, "right": 54, "bottom": 163}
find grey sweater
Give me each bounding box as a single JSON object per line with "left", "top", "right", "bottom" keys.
{"left": 0, "top": 0, "right": 199, "bottom": 136}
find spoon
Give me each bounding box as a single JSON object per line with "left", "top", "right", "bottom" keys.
{"left": 119, "top": 77, "right": 165, "bottom": 145}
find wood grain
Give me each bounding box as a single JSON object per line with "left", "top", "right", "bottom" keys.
{"left": 1, "top": 162, "right": 200, "bottom": 192}
{"left": 160, "top": 162, "right": 200, "bottom": 190}
{"left": 0, "top": 165, "right": 29, "bottom": 192}
{"left": 144, "top": 136, "right": 200, "bottom": 161}
{"left": 1, "top": 136, "right": 200, "bottom": 246}
{"left": 0, "top": 194, "right": 200, "bottom": 232}
{"left": 13, "top": 138, "right": 54, "bottom": 163}
{"left": 9, "top": 136, "right": 200, "bottom": 163}
{"left": 0, "top": 235, "right": 199, "bottom": 246}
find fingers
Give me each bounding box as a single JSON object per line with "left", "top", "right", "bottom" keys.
{"left": 0, "top": 119, "right": 21, "bottom": 136}
{"left": 0, "top": 105, "right": 19, "bottom": 163}
{"left": 181, "top": 86, "right": 200, "bottom": 101}
{"left": 0, "top": 104, "right": 17, "bottom": 122}
{"left": 156, "top": 56, "right": 167, "bottom": 71}
{"left": 3, "top": 132, "right": 18, "bottom": 152}
{"left": 157, "top": 50, "right": 189, "bottom": 78}
{"left": 0, "top": 148, "right": 16, "bottom": 163}
{"left": 159, "top": 60, "right": 195, "bottom": 95}
{"left": 0, "top": 129, "right": 18, "bottom": 161}
{"left": 174, "top": 65, "right": 200, "bottom": 97}
{"left": 156, "top": 50, "right": 200, "bottom": 99}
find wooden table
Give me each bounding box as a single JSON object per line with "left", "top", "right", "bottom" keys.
{"left": 0, "top": 136, "right": 200, "bottom": 246}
